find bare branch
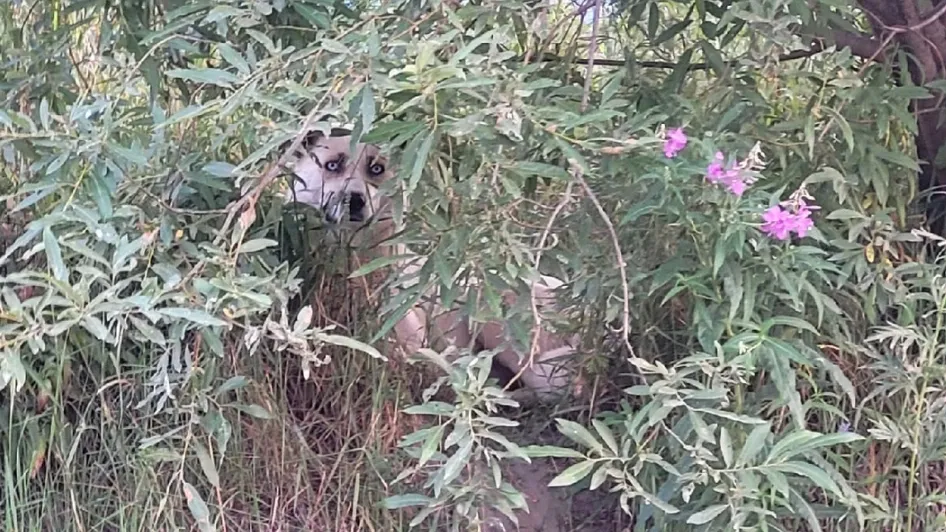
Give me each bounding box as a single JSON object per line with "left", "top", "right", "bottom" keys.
{"left": 825, "top": 29, "right": 888, "bottom": 60}
{"left": 536, "top": 33, "right": 877, "bottom": 70}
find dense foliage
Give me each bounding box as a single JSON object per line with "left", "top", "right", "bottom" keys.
{"left": 3, "top": 0, "right": 946, "bottom": 530}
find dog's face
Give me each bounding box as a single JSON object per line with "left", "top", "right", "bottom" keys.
{"left": 285, "top": 131, "right": 394, "bottom": 224}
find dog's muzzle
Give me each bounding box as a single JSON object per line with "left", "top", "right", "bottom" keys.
{"left": 324, "top": 192, "right": 367, "bottom": 223}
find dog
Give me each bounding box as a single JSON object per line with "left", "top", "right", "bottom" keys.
{"left": 282, "top": 128, "right": 581, "bottom": 400}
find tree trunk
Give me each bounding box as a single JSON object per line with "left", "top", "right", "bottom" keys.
{"left": 828, "top": 0, "right": 946, "bottom": 233}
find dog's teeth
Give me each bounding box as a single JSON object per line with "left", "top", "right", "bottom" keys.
{"left": 328, "top": 203, "right": 342, "bottom": 221}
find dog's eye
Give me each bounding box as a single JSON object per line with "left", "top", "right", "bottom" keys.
{"left": 325, "top": 160, "right": 341, "bottom": 172}
{"left": 369, "top": 163, "right": 385, "bottom": 176}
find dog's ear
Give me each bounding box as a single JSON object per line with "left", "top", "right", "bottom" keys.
{"left": 301, "top": 129, "right": 325, "bottom": 151}
{"left": 297, "top": 126, "right": 352, "bottom": 151}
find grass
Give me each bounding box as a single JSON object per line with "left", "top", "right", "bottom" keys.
{"left": 0, "top": 227, "right": 430, "bottom": 531}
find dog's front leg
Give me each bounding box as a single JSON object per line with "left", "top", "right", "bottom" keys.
{"left": 480, "top": 320, "right": 579, "bottom": 399}
{"left": 392, "top": 307, "right": 428, "bottom": 358}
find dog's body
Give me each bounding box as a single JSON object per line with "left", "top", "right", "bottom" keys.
{"left": 284, "top": 129, "right": 580, "bottom": 399}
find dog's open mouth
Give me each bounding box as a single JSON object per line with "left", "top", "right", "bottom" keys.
{"left": 324, "top": 192, "right": 367, "bottom": 224}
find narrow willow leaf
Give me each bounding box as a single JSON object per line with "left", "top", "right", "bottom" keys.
{"left": 774, "top": 432, "right": 864, "bottom": 461}
{"left": 719, "top": 426, "right": 733, "bottom": 468}
{"left": 182, "top": 481, "right": 216, "bottom": 532}
{"left": 771, "top": 461, "right": 843, "bottom": 497}
{"left": 317, "top": 333, "right": 386, "bottom": 360}
{"left": 408, "top": 129, "right": 435, "bottom": 193}
{"left": 230, "top": 404, "right": 273, "bottom": 419}
{"left": 441, "top": 437, "right": 473, "bottom": 485}
{"left": 217, "top": 43, "right": 249, "bottom": 75}
{"left": 522, "top": 445, "right": 586, "bottom": 459}
{"left": 383, "top": 494, "right": 436, "bottom": 509}
{"left": 158, "top": 308, "right": 226, "bottom": 327}
{"left": 591, "top": 419, "right": 620, "bottom": 455}
{"left": 555, "top": 419, "right": 604, "bottom": 454}
{"left": 167, "top": 68, "right": 240, "bottom": 88}
{"left": 42, "top": 227, "right": 67, "bottom": 281}
{"left": 767, "top": 430, "right": 819, "bottom": 463}
{"left": 548, "top": 460, "right": 595, "bottom": 487}
{"left": 192, "top": 441, "right": 220, "bottom": 488}
{"left": 736, "top": 422, "right": 771, "bottom": 467}
{"left": 686, "top": 503, "right": 728, "bottom": 525}
{"left": 215, "top": 376, "right": 250, "bottom": 395}
{"left": 418, "top": 425, "right": 444, "bottom": 467}
{"left": 403, "top": 402, "right": 455, "bottom": 416}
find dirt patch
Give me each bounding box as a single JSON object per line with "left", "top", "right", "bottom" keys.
{"left": 483, "top": 457, "right": 624, "bottom": 532}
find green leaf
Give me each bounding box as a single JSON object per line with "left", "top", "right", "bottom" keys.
{"left": 166, "top": 68, "right": 241, "bottom": 88}
{"left": 589, "top": 464, "right": 610, "bottom": 491}
{"left": 591, "top": 419, "right": 620, "bottom": 455}
{"left": 107, "top": 144, "right": 149, "bottom": 166}
{"left": 719, "top": 426, "right": 733, "bottom": 468}
{"left": 193, "top": 442, "right": 220, "bottom": 488}
{"left": 42, "top": 227, "right": 67, "bottom": 281}
{"left": 80, "top": 315, "right": 111, "bottom": 342}
{"left": 555, "top": 419, "right": 604, "bottom": 454}
{"left": 358, "top": 84, "right": 376, "bottom": 134}
{"left": 693, "top": 408, "right": 766, "bottom": 425}
{"left": 129, "top": 316, "right": 166, "bottom": 345}
{"left": 202, "top": 161, "right": 235, "bottom": 178}
{"left": 772, "top": 432, "right": 863, "bottom": 462}
{"left": 770, "top": 461, "right": 843, "bottom": 497}
{"left": 158, "top": 308, "right": 227, "bottom": 327}
{"left": 403, "top": 402, "right": 455, "bottom": 416}
{"left": 699, "top": 40, "right": 727, "bottom": 75}
{"left": 767, "top": 431, "right": 819, "bottom": 463}
{"left": 765, "top": 351, "right": 806, "bottom": 428}
{"left": 240, "top": 239, "right": 278, "bottom": 253}
{"left": 230, "top": 404, "right": 273, "bottom": 419}
{"left": 418, "top": 425, "right": 444, "bottom": 467}
{"left": 441, "top": 437, "right": 473, "bottom": 485}
{"left": 320, "top": 39, "right": 350, "bottom": 54}
{"left": 316, "top": 333, "right": 386, "bottom": 360}
{"left": 522, "top": 445, "right": 586, "bottom": 459}
{"left": 761, "top": 316, "right": 819, "bottom": 335}
{"left": 686, "top": 504, "right": 728, "bottom": 525}
{"left": 736, "top": 422, "right": 771, "bottom": 467}
{"left": 88, "top": 171, "right": 114, "bottom": 218}
{"left": 408, "top": 129, "right": 436, "bottom": 193}
{"left": 161, "top": 102, "right": 218, "bottom": 126}
{"left": 548, "top": 460, "right": 595, "bottom": 487}
{"left": 382, "top": 494, "right": 436, "bottom": 509}
{"left": 217, "top": 43, "right": 250, "bottom": 75}
{"left": 511, "top": 161, "right": 570, "bottom": 180}
{"left": 215, "top": 376, "right": 250, "bottom": 395}
{"left": 182, "top": 481, "right": 216, "bottom": 532}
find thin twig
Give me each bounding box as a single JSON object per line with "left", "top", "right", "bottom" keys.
{"left": 569, "top": 163, "right": 636, "bottom": 360}
{"left": 580, "top": 0, "right": 602, "bottom": 112}
{"left": 503, "top": 182, "right": 575, "bottom": 393}
{"left": 212, "top": 98, "right": 331, "bottom": 249}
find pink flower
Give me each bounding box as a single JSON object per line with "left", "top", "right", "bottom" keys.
{"left": 706, "top": 152, "right": 727, "bottom": 183}
{"left": 761, "top": 201, "right": 815, "bottom": 241}
{"left": 727, "top": 178, "right": 748, "bottom": 197}
{"left": 705, "top": 152, "right": 749, "bottom": 197}
{"left": 761, "top": 206, "right": 795, "bottom": 240}
{"left": 792, "top": 203, "right": 814, "bottom": 238}
{"left": 663, "top": 128, "right": 688, "bottom": 158}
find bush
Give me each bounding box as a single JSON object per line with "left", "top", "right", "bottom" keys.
{"left": 2, "top": 0, "right": 946, "bottom": 531}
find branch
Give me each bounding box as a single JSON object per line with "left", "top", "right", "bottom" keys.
{"left": 824, "top": 29, "right": 888, "bottom": 60}
{"left": 537, "top": 42, "right": 835, "bottom": 71}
